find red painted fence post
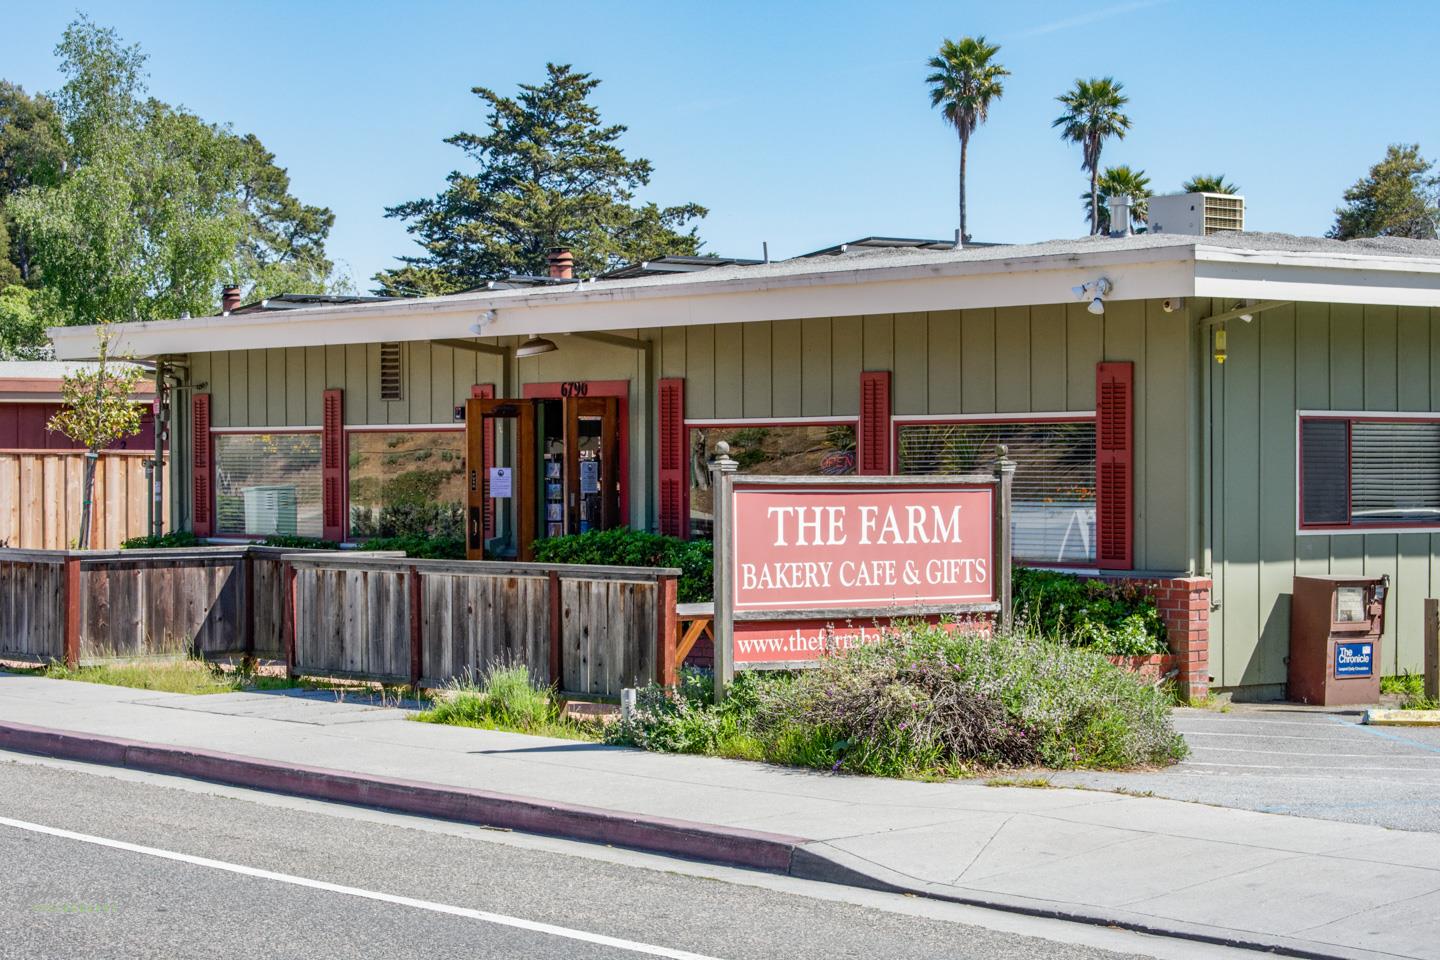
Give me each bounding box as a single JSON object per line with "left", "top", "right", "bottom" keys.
{"left": 282, "top": 560, "right": 298, "bottom": 678}
{"left": 548, "top": 570, "right": 563, "bottom": 689}
{"left": 656, "top": 574, "right": 679, "bottom": 687}
{"left": 408, "top": 565, "right": 423, "bottom": 688}
{"left": 63, "top": 555, "right": 81, "bottom": 669}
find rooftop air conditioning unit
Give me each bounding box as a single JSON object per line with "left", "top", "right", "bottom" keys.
{"left": 241, "top": 485, "right": 299, "bottom": 536}
{"left": 1147, "top": 192, "right": 1245, "bottom": 236}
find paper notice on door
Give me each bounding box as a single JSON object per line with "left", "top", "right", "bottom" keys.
{"left": 489, "top": 466, "right": 512, "bottom": 498}
{"left": 580, "top": 460, "right": 599, "bottom": 494}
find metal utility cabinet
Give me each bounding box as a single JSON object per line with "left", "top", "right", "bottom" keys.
{"left": 1288, "top": 576, "right": 1388, "bottom": 706}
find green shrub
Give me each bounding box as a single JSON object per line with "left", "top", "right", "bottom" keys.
{"left": 533, "top": 528, "right": 713, "bottom": 603}
{"left": 120, "top": 531, "right": 202, "bottom": 550}
{"left": 257, "top": 535, "right": 340, "bottom": 550}
{"left": 359, "top": 534, "right": 466, "bottom": 559}
{"left": 1012, "top": 567, "right": 1167, "bottom": 656}
{"left": 609, "top": 623, "right": 1185, "bottom": 776}
{"left": 414, "top": 665, "right": 599, "bottom": 738}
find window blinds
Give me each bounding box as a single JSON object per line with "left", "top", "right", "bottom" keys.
{"left": 896, "top": 421, "right": 1096, "bottom": 564}
{"left": 213, "top": 433, "right": 324, "bottom": 538}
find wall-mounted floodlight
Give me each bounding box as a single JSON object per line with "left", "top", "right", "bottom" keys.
{"left": 468, "top": 309, "right": 497, "bottom": 337}
{"left": 1074, "top": 277, "right": 1112, "bottom": 315}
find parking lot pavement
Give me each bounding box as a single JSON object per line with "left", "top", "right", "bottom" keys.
{"left": 1047, "top": 705, "right": 1440, "bottom": 833}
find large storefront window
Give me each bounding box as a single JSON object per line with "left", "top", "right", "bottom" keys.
{"left": 688, "top": 423, "right": 857, "bottom": 539}
{"left": 348, "top": 430, "right": 466, "bottom": 539}
{"left": 897, "top": 420, "right": 1096, "bottom": 564}
{"left": 214, "top": 433, "right": 323, "bottom": 538}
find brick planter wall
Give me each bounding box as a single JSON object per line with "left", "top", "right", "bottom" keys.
{"left": 1099, "top": 574, "right": 1211, "bottom": 701}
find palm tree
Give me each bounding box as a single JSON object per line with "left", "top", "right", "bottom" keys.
{"left": 1053, "top": 78, "right": 1132, "bottom": 235}
{"left": 927, "top": 36, "right": 1009, "bottom": 243}
{"left": 1181, "top": 174, "right": 1239, "bottom": 194}
{"left": 1084, "top": 165, "right": 1152, "bottom": 234}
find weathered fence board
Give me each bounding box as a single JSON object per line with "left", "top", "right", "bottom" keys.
{"left": 78, "top": 555, "right": 241, "bottom": 660}
{"left": 561, "top": 578, "right": 659, "bottom": 696}
{"left": 421, "top": 572, "right": 552, "bottom": 686}
{"left": 293, "top": 564, "right": 411, "bottom": 681}
{"left": 0, "top": 452, "right": 166, "bottom": 550}
{"left": 0, "top": 554, "right": 66, "bottom": 661}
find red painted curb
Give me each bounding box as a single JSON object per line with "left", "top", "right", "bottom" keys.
{"left": 0, "top": 721, "right": 802, "bottom": 873}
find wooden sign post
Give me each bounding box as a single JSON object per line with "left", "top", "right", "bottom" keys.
{"left": 710, "top": 444, "right": 1014, "bottom": 703}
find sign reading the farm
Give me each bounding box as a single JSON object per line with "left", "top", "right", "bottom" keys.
{"left": 731, "top": 485, "right": 996, "bottom": 613}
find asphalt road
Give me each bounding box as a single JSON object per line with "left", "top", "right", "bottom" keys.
{"left": 0, "top": 754, "right": 1259, "bottom": 960}
{"left": 1050, "top": 704, "right": 1440, "bottom": 831}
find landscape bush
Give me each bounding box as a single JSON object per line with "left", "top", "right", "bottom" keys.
{"left": 120, "top": 531, "right": 202, "bottom": 549}
{"left": 533, "top": 528, "right": 713, "bottom": 603}
{"left": 1012, "top": 567, "right": 1168, "bottom": 656}
{"left": 608, "top": 622, "right": 1185, "bottom": 777}
{"left": 413, "top": 665, "right": 598, "bottom": 739}
{"left": 358, "top": 534, "right": 466, "bottom": 559}
{"left": 257, "top": 535, "right": 340, "bottom": 550}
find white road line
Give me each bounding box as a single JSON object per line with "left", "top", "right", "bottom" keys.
{"left": 1188, "top": 745, "right": 1440, "bottom": 760}
{"left": 1179, "top": 731, "right": 1366, "bottom": 743}
{"left": 0, "top": 815, "right": 724, "bottom": 960}
{"left": 1184, "top": 761, "right": 1440, "bottom": 774}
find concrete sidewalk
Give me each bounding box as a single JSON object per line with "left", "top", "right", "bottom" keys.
{"left": 2, "top": 673, "right": 1436, "bottom": 960}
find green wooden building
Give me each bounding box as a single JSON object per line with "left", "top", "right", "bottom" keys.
{"left": 52, "top": 231, "right": 1440, "bottom": 698}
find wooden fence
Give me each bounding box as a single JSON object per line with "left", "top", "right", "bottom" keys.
{"left": 0, "top": 451, "right": 166, "bottom": 550}
{"left": 0, "top": 547, "right": 682, "bottom": 698}
{"left": 287, "top": 555, "right": 680, "bottom": 697}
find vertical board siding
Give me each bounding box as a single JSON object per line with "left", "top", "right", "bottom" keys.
{"left": 1212, "top": 304, "right": 1440, "bottom": 687}
{"left": 79, "top": 557, "right": 241, "bottom": 660}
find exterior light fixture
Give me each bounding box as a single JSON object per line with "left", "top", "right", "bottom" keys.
{"left": 468, "top": 309, "right": 497, "bottom": 337}
{"left": 1073, "top": 277, "right": 1112, "bottom": 314}
{"left": 516, "top": 334, "right": 558, "bottom": 358}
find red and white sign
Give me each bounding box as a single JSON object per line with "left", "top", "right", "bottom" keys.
{"left": 733, "top": 617, "right": 974, "bottom": 664}
{"left": 731, "top": 483, "right": 995, "bottom": 613}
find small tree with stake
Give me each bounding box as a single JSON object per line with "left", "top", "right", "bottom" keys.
{"left": 47, "top": 322, "right": 144, "bottom": 548}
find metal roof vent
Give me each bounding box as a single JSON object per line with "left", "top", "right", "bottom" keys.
{"left": 380, "top": 342, "right": 404, "bottom": 401}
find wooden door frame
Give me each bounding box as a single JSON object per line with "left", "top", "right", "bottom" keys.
{"left": 563, "top": 395, "right": 621, "bottom": 533}
{"left": 465, "top": 397, "right": 537, "bottom": 561}
{"left": 523, "top": 380, "right": 630, "bottom": 527}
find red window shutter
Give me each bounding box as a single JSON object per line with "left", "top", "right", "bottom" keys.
{"left": 191, "top": 394, "right": 212, "bottom": 537}
{"left": 858, "top": 371, "right": 892, "bottom": 475}
{"left": 472, "top": 383, "right": 495, "bottom": 539}
{"left": 658, "top": 378, "right": 688, "bottom": 538}
{"left": 1095, "top": 361, "right": 1134, "bottom": 570}
{"left": 322, "top": 389, "right": 345, "bottom": 542}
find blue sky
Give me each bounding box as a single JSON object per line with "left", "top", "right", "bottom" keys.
{"left": 7, "top": 1, "right": 1439, "bottom": 287}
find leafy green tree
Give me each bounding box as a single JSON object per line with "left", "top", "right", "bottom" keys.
{"left": 926, "top": 36, "right": 1009, "bottom": 243}
{"left": 48, "top": 323, "right": 146, "bottom": 547}
{"left": 232, "top": 133, "right": 335, "bottom": 299}
{"left": 7, "top": 18, "right": 339, "bottom": 332}
{"left": 1085, "top": 165, "right": 1151, "bottom": 234}
{"left": 1053, "top": 78, "right": 1132, "bottom": 235}
{"left": 0, "top": 81, "right": 67, "bottom": 283}
{"left": 376, "top": 63, "right": 707, "bottom": 295}
{"left": 1181, "top": 174, "right": 1238, "bottom": 195}
{"left": 1329, "top": 144, "right": 1439, "bottom": 240}
{"left": 0, "top": 282, "right": 50, "bottom": 358}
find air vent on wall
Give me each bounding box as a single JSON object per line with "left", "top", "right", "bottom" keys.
{"left": 380, "top": 342, "right": 404, "bottom": 401}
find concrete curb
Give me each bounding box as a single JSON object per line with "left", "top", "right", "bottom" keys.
{"left": 0, "top": 720, "right": 1380, "bottom": 960}
{"left": 1364, "top": 708, "right": 1440, "bottom": 726}
{"left": 0, "top": 721, "right": 800, "bottom": 872}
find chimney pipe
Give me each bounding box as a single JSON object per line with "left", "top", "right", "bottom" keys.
{"left": 1107, "top": 194, "right": 1132, "bottom": 237}
{"left": 547, "top": 248, "right": 574, "bottom": 280}
{"left": 221, "top": 285, "right": 242, "bottom": 314}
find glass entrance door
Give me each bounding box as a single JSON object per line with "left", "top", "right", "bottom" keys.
{"left": 564, "top": 396, "right": 620, "bottom": 535}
